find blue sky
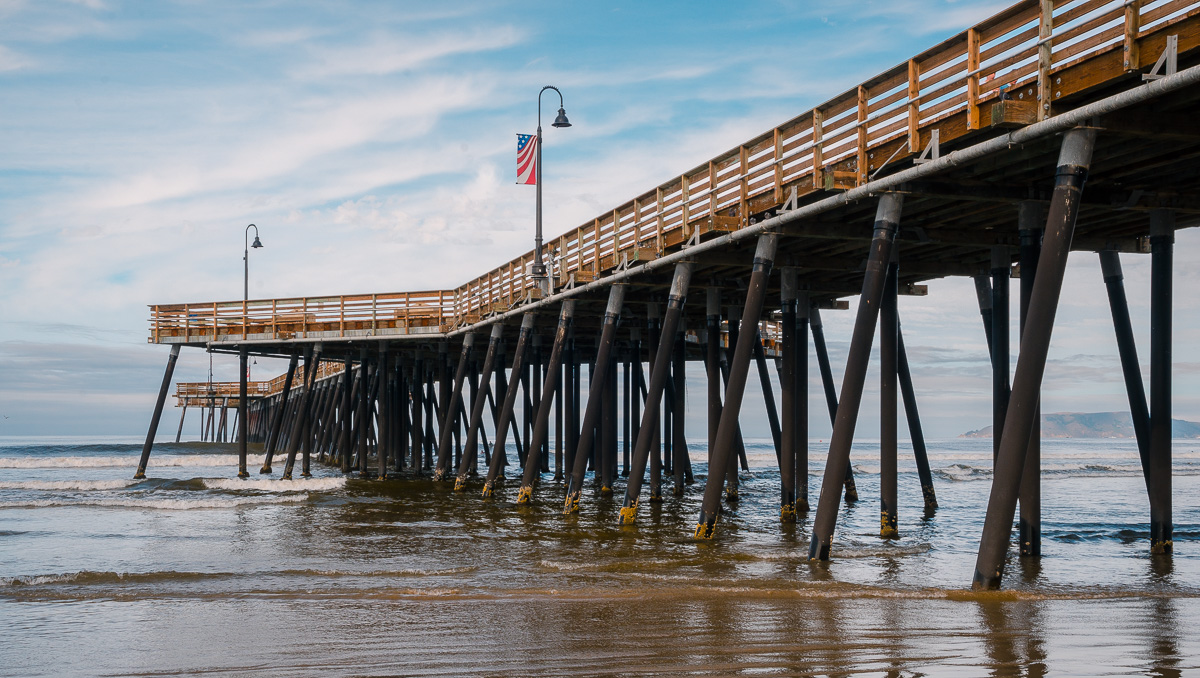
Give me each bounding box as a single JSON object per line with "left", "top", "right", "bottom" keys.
{"left": 2, "top": 0, "right": 1198, "bottom": 439}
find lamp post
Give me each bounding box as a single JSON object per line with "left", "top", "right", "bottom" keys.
{"left": 238, "top": 224, "right": 262, "bottom": 478}
{"left": 244, "top": 223, "right": 263, "bottom": 304}
{"left": 533, "top": 86, "right": 571, "bottom": 294}
{"left": 243, "top": 223, "right": 263, "bottom": 382}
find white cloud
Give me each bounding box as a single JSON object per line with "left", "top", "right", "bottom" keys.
{"left": 85, "top": 76, "right": 496, "bottom": 210}
{"left": 0, "top": 43, "right": 31, "bottom": 71}
{"left": 234, "top": 26, "right": 326, "bottom": 48}
{"left": 292, "top": 26, "right": 526, "bottom": 80}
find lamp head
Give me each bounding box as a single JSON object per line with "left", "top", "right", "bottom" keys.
{"left": 251, "top": 235, "right": 263, "bottom": 249}
{"left": 552, "top": 107, "right": 571, "bottom": 128}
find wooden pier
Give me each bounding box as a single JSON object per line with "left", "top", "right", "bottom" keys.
{"left": 138, "top": 0, "right": 1200, "bottom": 589}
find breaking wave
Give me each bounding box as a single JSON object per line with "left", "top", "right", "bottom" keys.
{"left": 202, "top": 477, "right": 346, "bottom": 492}
{"left": 0, "top": 454, "right": 269, "bottom": 469}
{"left": 0, "top": 479, "right": 143, "bottom": 491}
{"left": 0, "top": 494, "right": 309, "bottom": 510}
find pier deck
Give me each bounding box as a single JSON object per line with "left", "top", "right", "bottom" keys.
{"left": 138, "top": 0, "right": 1200, "bottom": 589}
{"left": 150, "top": 0, "right": 1200, "bottom": 358}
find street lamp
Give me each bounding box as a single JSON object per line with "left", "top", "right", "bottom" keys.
{"left": 243, "top": 223, "right": 263, "bottom": 383}
{"left": 238, "top": 224, "right": 262, "bottom": 479}
{"left": 533, "top": 85, "right": 571, "bottom": 294}
{"left": 244, "top": 223, "right": 263, "bottom": 303}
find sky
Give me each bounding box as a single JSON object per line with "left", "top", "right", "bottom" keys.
{"left": 2, "top": 0, "right": 1199, "bottom": 440}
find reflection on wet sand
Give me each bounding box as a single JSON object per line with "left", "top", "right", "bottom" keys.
{"left": 1148, "top": 593, "right": 1182, "bottom": 678}
{"left": 978, "top": 599, "right": 1043, "bottom": 677}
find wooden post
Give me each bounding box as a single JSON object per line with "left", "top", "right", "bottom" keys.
{"left": 812, "top": 108, "right": 824, "bottom": 188}
{"left": 1123, "top": 0, "right": 1142, "bottom": 72}
{"left": 773, "top": 128, "right": 783, "bottom": 203}
{"left": 655, "top": 187, "right": 665, "bottom": 255}
{"left": 967, "top": 28, "right": 981, "bottom": 130}
{"left": 857, "top": 85, "right": 869, "bottom": 185}
{"left": 907, "top": 59, "right": 920, "bottom": 153}
{"left": 738, "top": 145, "right": 749, "bottom": 220}
{"left": 1038, "top": 0, "right": 1053, "bottom": 121}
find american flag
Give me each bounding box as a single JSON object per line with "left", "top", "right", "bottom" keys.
{"left": 517, "top": 133, "right": 537, "bottom": 185}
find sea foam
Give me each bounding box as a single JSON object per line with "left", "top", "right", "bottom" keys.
{"left": 0, "top": 494, "right": 309, "bottom": 510}
{"left": 0, "top": 454, "right": 271, "bottom": 469}
{"left": 0, "top": 479, "right": 142, "bottom": 491}
{"left": 202, "top": 477, "right": 346, "bottom": 492}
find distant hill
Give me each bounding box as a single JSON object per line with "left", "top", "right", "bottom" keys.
{"left": 960, "top": 412, "right": 1200, "bottom": 438}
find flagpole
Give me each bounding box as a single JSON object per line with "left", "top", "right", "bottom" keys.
{"left": 533, "top": 86, "right": 571, "bottom": 295}
{"left": 534, "top": 118, "right": 544, "bottom": 285}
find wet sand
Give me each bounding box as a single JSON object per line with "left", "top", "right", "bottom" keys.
{"left": 2, "top": 437, "right": 1197, "bottom": 676}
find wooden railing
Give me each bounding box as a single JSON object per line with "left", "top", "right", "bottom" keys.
{"left": 151, "top": 290, "right": 453, "bottom": 343}
{"left": 176, "top": 382, "right": 270, "bottom": 399}
{"left": 174, "top": 381, "right": 269, "bottom": 406}
{"left": 175, "top": 361, "right": 348, "bottom": 405}
{"left": 250, "top": 360, "right": 347, "bottom": 395}
{"left": 150, "top": 0, "right": 1199, "bottom": 345}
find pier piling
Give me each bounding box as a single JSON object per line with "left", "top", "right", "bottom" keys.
{"left": 619, "top": 264, "right": 693, "bottom": 523}
{"left": 880, "top": 254, "right": 899, "bottom": 539}
{"left": 262, "top": 351, "right": 298, "bottom": 473}
{"left": 809, "top": 193, "right": 903, "bottom": 559}
{"left": 564, "top": 285, "right": 625, "bottom": 513}
{"left": 1149, "top": 209, "right": 1174, "bottom": 555}
{"left": 238, "top": 347, "right": 249, "bottom": 478}
{"left": 973, "top": 127, "right": 1096, "bottom": 589}
{"left": 1018, "top": 201, "right": 1044, "bottom": 556}
{"left": 282, "top": 345, "right": 319, "bottom": 480}
{"left": 516, "top": 303, "right": 574, "bottom": 504}
{"left": 134, "top": 344, "right": 181, "bottom": 479}
{"left": 458, "top": 324, "right": 503, "bottom": 491}
{"left": 434, "top": 334, "right": 475, "bottom": 481}
{"left": 696, "top": 233, "right": 778, "bottom": 539}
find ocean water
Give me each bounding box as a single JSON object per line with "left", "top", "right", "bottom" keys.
{"left": 1, "top": 435, "right": 1198, "bottom": 677}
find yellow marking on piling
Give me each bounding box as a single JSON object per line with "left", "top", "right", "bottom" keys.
{"left": 618, "top": 501, "right": 638, "bottom": 525}
{"left": 562, "top": 493, "right": 579, "bottom": 515}
{"left": 880, "top": 511, "right": 899, "bottom": 539}
{"left": 780, "top": 503, "right": 796, "bottom": 523}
